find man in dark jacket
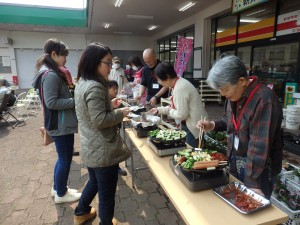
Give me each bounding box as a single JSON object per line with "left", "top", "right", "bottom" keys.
{"left": 136, "top": 49, "right": 168, "bottom": 105}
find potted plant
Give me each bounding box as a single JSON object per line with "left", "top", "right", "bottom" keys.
{"left": 293, "top": 168, "right": 300, "bottom": 184}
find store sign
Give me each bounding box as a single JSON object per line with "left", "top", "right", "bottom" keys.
{"left": 232, "top": 0, "right": 269, "bottom": 14}
{"left": 277, "top": 10, "right": 300, "bottom": 36}
{"left": 174, "top": 37, "right": 193, "bottom": 77}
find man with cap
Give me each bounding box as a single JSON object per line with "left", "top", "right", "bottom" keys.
{"left": 109, "top": 56, "right": 125, "bottom": 94}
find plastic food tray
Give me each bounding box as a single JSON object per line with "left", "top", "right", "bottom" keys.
{"left": 213, "top": 182, "right": 271, "bottom": 214}
{"left": 281, "top": 171, "right": 300, "bottom": 186}
{"left": 271, "top": 196, "right": 300, "bottom": 225}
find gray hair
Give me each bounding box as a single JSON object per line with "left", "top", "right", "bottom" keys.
{"left": 206, "top": 55, "right": 248, "bottom": 90}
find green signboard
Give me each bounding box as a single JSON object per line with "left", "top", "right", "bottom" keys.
{"left": 232, "top": 0, "right": 269, "bottom": 14}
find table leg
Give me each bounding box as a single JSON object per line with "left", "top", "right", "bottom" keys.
{"left": 123, "top": 123, "right": 128, "bottom": 167}
{"left": 130, "top": 139, "right": 135, "bottom": 189}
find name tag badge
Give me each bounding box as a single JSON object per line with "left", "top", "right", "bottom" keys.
{"left": 152, "top": 83, "right": 159, "bottom": 89}
{"left": 234, "top": 136, "right": 239, "bottom": 150}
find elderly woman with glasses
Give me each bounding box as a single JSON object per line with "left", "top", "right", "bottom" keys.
{"left": 197, "top": 55, "right": 283, "bottom": 199}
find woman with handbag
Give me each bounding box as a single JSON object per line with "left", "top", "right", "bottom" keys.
{"left": 32, "top": 38, "right": 81, "bottom": 204}
{"left": 73, "top": 43, "right": 131, "bottom": 225}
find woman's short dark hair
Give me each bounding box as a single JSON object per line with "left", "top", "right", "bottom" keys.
{"left": 77, "top": 42, "right": 112, "bottom": 82}
{"left": 154, "top": 62, "right": 177, "bottom": 81}
{"left": 36, "top": 38, "right": 69, "bottom": 82}
{"left": 108, "top": 80, "right": 118, "bottom": 89}
{"left": 128, "top": 56, "right": 144, "bottom": 67}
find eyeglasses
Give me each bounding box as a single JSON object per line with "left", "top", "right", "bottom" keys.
{"left": 100, "top": 61, "right": 112, "bottom": 67}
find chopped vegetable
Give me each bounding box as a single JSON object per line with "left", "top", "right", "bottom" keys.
{"left": 148, "top": 129, "right": 186, "bottom": 141}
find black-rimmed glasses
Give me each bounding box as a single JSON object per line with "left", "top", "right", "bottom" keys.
{"left": 100, "top": 61, "right": 112, "bottom": 67}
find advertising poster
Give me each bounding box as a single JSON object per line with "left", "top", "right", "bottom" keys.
{"left": 174, "top": 37, "right": 193, "bottom": 77}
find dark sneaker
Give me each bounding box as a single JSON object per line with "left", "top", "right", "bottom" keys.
{"left": 118, "top": 168, "right": 127, "bottom": 176}
{"left": 73, "top": 151, "right": 80, "bottom": 156}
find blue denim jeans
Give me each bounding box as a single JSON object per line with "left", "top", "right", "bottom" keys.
{"left": 52, "top": 134, "right": 74, "bottom": 197}
{"left": 181, "top": 124, "right": 199, "bottom": 148}
{"left": 75, "top": 164, "right": 119, "bottom": 225}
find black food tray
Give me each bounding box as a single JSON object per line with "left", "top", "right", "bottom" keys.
{"left": 131, "top": 107, "right": 146, "bottom": 115}
{"left": 169, "top": 159, "right": 229, "bottom": 192}
{"left": 133, "top": 125, "right": 157, "bottom": 138}
{"left": 148, "top": 138, "right": 186, "bottom": 157}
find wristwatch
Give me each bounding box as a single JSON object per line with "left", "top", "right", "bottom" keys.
{"left": 154, "top": 95, "right": 159, "bottom": 100}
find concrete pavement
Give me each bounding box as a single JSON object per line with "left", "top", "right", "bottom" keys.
{"left": 0, "top": 109, "right": 185, "bottom": 225}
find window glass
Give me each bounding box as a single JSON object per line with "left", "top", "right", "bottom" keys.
{"left": 237, "top": 46, "right": 251, "bottom": 74}
{"left": 185, "top": 31, "right": 194, "bottom": 39}
{"left": 157, "top": 28, "right": 194, "bottom": 77}
{"left": 170, "top": 37, "right": 177, "bottom": 65}
{"left": 280, "top": 0, "right": 300, "bottom": 14}
{"left": 216, "top": 15, "right": 237, "bottom": 47}
{"left": 0, "top": 56, "right": 12, "bottom": 73}
{"left": 277, "top": 0, "right": 300, "bottom": 36}
{"left": 210, "top": 19, "right": 216, "bottom": 67}
{"left": 164, "top": 40, "right": 170, "bottom": 51}
{"left": 160, "top": 52, "right": 165, "bottom": 62}
{"left": 252, "top": 42, "right": 299, "bottom": 102}
{"left": 238, "top": 1, "right": 276, "bottom": 43}
{"left": 159, "top": 42, "right": 164, "bottom": 52}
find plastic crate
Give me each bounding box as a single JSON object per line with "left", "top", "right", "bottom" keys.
{"left": 282, "top": 164, "right": 300, "bottom": 173}
{"left": 281, "top": 171, "right": 300, "bottom": 186}
{"left": 271, "top": 180, "right": 300, "bottom": 220}
{"left": 284, "top": 218, "right": 300, "bottom": 225}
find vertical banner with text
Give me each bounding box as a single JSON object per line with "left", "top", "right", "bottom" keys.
{"left": 174, "top": 37, "right": 193, "bottom": 77}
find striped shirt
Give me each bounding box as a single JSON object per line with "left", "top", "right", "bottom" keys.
{"left": 214, "top": 77, "right": 283, "bottom": 189}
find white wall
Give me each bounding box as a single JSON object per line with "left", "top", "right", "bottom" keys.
{"left": 151, "top": 0, "right": 231, "bottom": 78}
{"left": 0, "top": 31, "right": 151, "bottom": 85}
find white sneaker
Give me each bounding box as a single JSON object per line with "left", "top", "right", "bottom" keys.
{"left": 51, "top": 187, "right": 78, "bottom": 197}
{"left": 55, "top": 190, "right": 81, "bottom": 204}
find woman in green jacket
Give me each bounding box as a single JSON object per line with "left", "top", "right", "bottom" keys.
{"left": 74, "top": 43, "right": 131, "bottom": 225}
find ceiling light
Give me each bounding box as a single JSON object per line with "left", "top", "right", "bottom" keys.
{"left": 179, "top": 2, "right": 195, "bottom": 12}
{"left": 240, "top": 19, "right": 260, "bottom": 23}
{"left": 114, "top": 0, "right": 123, "bottom": 7}
{"left": 127, "top": 15, "right": 154, "bottom": 20}
{"left": 217, "top": 29, "right": 224, "bottom": 33}
{"left": 246, "top": 9, "right": 265, "bottom": 17}
{"left": 148, "top": 25, "right": 157, "bottom": 31}
{"left": 104, "top": 24, "right": 110, "bottom": 29}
